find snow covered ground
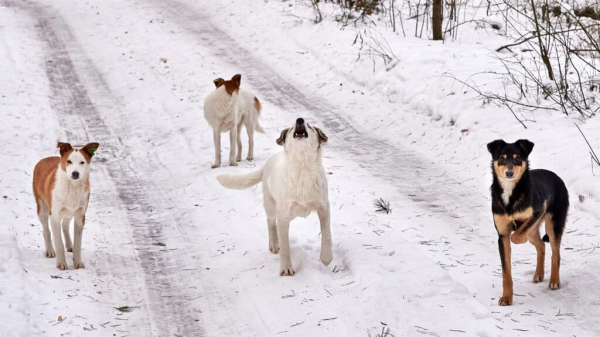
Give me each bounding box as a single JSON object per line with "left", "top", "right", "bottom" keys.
{"left": 1, "top": 0, "right": 599, "bottom": 336}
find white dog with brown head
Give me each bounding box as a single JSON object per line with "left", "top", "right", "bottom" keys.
{"left": 33, "top": 142, "right": 99, "bottom": 270}
{"left": 204, "top": 74, "right": 264, "bottom": 168}
{"left": 217, "top": 118, "right": 332, "bottom": 276}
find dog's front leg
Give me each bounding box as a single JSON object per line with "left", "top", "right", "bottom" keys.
{"left": 62, "top": 217, "right": 73, "bottom": 252}
{"left": 511, "top": 210, "right": 545, "bottom": 244}
{"left": 494, "top": 215, "right": 513, "bottom": 305}
{"left": 497, "top": 234, "right": 513, "bottom": 305}
{"left": 50, "top": 214, "right": 67, "bottom": 270}
{"left": 228, "top": 127, "right": 238, "bottom": 166}
{"left": 317, "top": 203, "right": 333, "bottom": 266}
{"left": 278, "top": 218, "right": 294, "bottom": 276}
{"left": 73, "top": 212, "right": 85, "bottom": 269}
{"left": 212, "top": 129, "right": 221, "bottom": 168}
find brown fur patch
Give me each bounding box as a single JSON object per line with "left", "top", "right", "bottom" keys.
{"left": 81, "top": 142, "right": 99, "bottom": 162}
{"left": 254, "top": 97, "right": 261, "bottom": 115}
{"left": 493, "top": 160, "right": 527, "bottom": 180}
{"left": 33, "top": 157, "right": 60, "bottom": 215}
{"left": 59, "top": 149, "right": 75, "bottom": 171}
{"left": 276, "top": 128, "right": 291, "bottom": 146}
{"left": 212, "top": 75, "right": 241, "bottom": 95}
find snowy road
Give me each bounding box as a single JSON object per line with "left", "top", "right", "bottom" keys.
{"left": 1, "top": 0, "right": 599, "bottom": 336}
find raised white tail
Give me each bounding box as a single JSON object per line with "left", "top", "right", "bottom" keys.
{"left": 217, "top": 168, "right": 264, "bottom": 189}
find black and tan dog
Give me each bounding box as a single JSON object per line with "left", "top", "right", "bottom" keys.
{"left": 487, "top": 139, "right": 569, "bottom": 306}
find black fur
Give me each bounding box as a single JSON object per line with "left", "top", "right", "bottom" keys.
{"left": 488, "top": 139, "right": 569, "bottom": 243}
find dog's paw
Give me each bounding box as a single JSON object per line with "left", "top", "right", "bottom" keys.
{"left": 229, "top": 161, "right": 238, "bottom": 167}
{"left": 532, "top": 273, "right": 544, "bottom": 283}
{"left": 498, "top": 295, "right": 513, "bottom": 306}
{"left": 269, "top": 242, "right": 280, "bottom": 254}
{"left": 211, "top": 163, "right": 220, "bottom": 169}
{"left": 45, "top": 248, "right": 56, "bottom": 258}
{"left": 246, "top": 156, "right": 253, "bottom": 161}
{"left": 236, "top": 157, "right": 242, "bottom": 162}
{"left": 280, "top": 262, "right": 295, "bottom": 276}
{"left": 549, "top": 279, "right": 561, "bottom": 290}
{"left": 510, "top": 233, "right": 528, "bottom": 244}
{"left": 74, "top": 260, "right": 85, "bottom": 269}
{"left": 320, "top": 249, "right": 333, "bottom": 266}
{"left": 56, "top": 260, "right": 68, "bottom": 270}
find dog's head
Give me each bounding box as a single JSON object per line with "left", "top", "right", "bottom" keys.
{"left": 57, "top": 142, "right": 100, "bottom": 181}
{"left": 213, "top": 74, "right": 241, "bottom": 96}
{"left": 276, "top": 118, "right": 328, "bottom": 158}
{"left": 487, "top": 139, "right": 533, "bottom": 181}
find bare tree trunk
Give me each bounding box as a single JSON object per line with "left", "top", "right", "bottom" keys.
{"left": 432, "top": 0, "right": 443, "bottom": 40}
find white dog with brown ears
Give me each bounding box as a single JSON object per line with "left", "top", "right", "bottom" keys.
{"left": 204, "top": 74, "right": 265, "bottom": 168}
{"left": 217, "top": 118, "right": 332, "bottom": 276}
{"left": 33, "top": 142, "right": 99, "bottom": 270}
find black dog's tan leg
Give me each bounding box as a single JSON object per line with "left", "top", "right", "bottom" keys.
{"left": 494, "top": 215, "right": 513, "bottom": 306}
{"left": 527, "top": 220, "right": 545, "bottom": 283}
{"left": 511, "top": 210, "right": 545, "bottom": 244}
{"left": 545, "top": 213, "right": 561, "bottom": 290}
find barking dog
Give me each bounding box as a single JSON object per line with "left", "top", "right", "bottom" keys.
{"left": 204, "top": 74, "right": 265, "bottom": 168}
{"left": 217, "top": 118, "right": 332, "bottom": 276}
{"left": 487, "top": 139, "right": 569, "bottom": 306}
{"left": 33, "top": 142, "right": 99, "bottom": 270}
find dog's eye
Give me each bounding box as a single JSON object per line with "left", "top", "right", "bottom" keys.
{"left": 498, "top": 158, "right": 506, "bottom": 164}
{"left": 67, "top": 160, "right": 72, "bottom": 164}
{"left": 515, "top": 157, "right": 522, "bottom": 165}
{"left": 80, "top": 161, "right": 85, "bottom": 165}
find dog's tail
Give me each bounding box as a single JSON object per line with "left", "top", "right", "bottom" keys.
{"left": 542, "top": 234, "right": 550, "bottom": 242}
{"left": 255, "top": 121, "right": 266, "bottom": 134}
{"left": 254, "top": 96, "right": 266, "bottom": 134}
{"left": 217, "top": 168, "right": 263, "bottom": 190}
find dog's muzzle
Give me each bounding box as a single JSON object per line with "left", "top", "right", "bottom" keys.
{"left": 294, "top": 118, "right": 308, "bottom": 139}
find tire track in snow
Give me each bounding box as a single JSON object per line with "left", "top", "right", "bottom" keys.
{"left": 5, "top": 1, "right": 205, "bottom": 335}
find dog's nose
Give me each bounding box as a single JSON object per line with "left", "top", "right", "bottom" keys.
{"left": 72, "top": 171, "right": 80, "bottom": 180}
{"left": 296, "top": 118, "right": 304, "bottom": 125}
{"left": 505, "top": 171, "right": 514, "bottom": 178}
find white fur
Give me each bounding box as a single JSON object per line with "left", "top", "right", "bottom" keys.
{"left": 204, "top": 86, "right": 264, "bottom": 168}
{"left": 48, "top": 150, "right": 91, "bottom": 269}
{"left": 217, "top": 123, "right": 332, "bottom": 276}
{"left": 499, "top": 177, "right": 516, "bottom": 205}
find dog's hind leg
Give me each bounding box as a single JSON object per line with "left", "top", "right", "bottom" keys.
{"left": 62, "top": 217, "right": 73, "bottom": 252}
{"left": 545, "top": 213, "right": 563, "bottom": 290}
{"left": 246, "top": 123, "right": 255, "bottom": 161}
{"left": 37, "top": 200, "right": 55, "bottom": 258}
{"left": 73, "top": 212, "right": 85, "bottom": 269}
{"left": 264, "top": 196, "right": 279, "bottom": 254}
{"left": 212, "top": 128, "right": 221, "bottom": 168}
{"left": 527, "top": 219, "right": 545, "bottom": 283}
{"left": 236, "top": 117, "right": 244, "bottom": 162}
{"left": 228, "top": 127, "right": 238, "bottom": 166}
{"left": 317, "top": 203, "right": 333, "bottom": 266}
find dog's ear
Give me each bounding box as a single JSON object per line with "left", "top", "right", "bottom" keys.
{"left": 82, "top": 142, "right": 100, "bottom": 159}
{"left": 276, "top": 128, "right": 290, "bottom": 146}
{"left": 213, "top": 78, "right": 225, "bottom": 88}
{"left": 486, "top": 140, "right": 506, "bottom": 157}
{"left": 231, "top": 74, "right": 241, "bottom": 89}
{"left": 57, "top": 142, "right": 73, "bottom": 157}
{"left": 314, "top": 126, "right": 328, "bottom": 145}
{"left": 515, "top": 139, "right": 534, "bottom": 156}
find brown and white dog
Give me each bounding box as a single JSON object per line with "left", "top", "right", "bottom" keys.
{"left": 204, "top": 74, "right": 265, "bottom": 168}
{"left": 33, "top": 142, "right": 99, "bottom": 270}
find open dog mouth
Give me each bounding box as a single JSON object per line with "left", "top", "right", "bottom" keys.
{"left": 294, "top": 118, "right": 308, "bottom": 139}
{"left": 294, "top": 129, "right": 308, "bottom": 139}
